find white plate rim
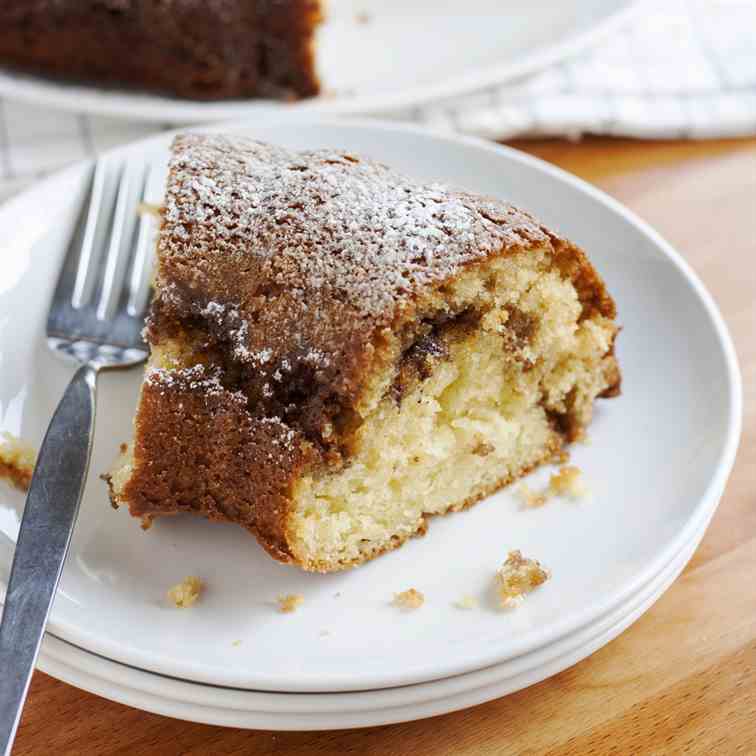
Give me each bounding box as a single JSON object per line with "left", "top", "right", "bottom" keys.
{"left": 0, "top": 2, "right": 640, "bottom": 123}
{"left": 0, "top": 116, "right": 742, "bottom": 691}
{"left": 35, "top": 509, "right": 709, "bottom": 729}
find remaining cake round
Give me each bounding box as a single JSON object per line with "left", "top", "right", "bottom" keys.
{"left": 105, "top": 134, "right": 621, "bottom": 572}
{"left": 0, "top": 1, "right": 322, "bottom": 101}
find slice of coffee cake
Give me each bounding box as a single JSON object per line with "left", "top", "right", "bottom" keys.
{"left": 106, "top": 134, "right": 620, "bottom": 572}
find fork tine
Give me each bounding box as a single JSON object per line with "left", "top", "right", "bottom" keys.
{"left": 71, "top": 158, "right": 121, "bottom": 310}
{"left": 127, "top": 163, "right": 160, "bottom": 318}
{"left": 95, "top": 160, "right": 146, "bottom": 321}
{"left": 47, "top": 163, "right": 96, "bottom": 329}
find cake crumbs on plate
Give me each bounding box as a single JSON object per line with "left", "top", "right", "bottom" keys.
{"left": 454, "top": 595, "right": 479, "bottom": 610}
{"left": 494, "top": 551, "right": 550, "bottom": 609}
{"left": 167, "top": 576, "right": 203, "bottom": 608}
{"left": 277, "top": 594, "right": 304, "bottom": 613}
{"left": 0, "top": 431, "right": 36, "bottom": 492}
{"left": 319, "top": 629, "right": 331, "bottom": 637}
{"left": 232, "top": 640, "right": 242, "bottom": 647}
{"left": 552, "top": 447, "right": 570, "bottom": 465}
{"left": 137, "top": 201, "right": 162, "bottom": 218}
{"left": 392, "top": 588, "right": 425, "bottom": 610}
{"left": 548, "top": 465, "right": 588, "bottom": 499}
{"left": 518, "top": 465, "right": 587, "bottom": 508}
{"left": 517, "top": 483, "right": 548, "bottom": 509}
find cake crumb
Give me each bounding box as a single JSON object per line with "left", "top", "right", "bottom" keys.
{"left": 319, "top": 629, "right": 330, "bottom": 637}
{"left": 277, "top": 594, "right": 304, "bottom": 613}
{"left": 137, "top": 201, "right": 162, "bottom": 218}
{"left": 552, "top": 447, "right": 570, "bottom": 465}
{"left": 518, "top": 466, "right": 587, "bottom": 509}
{"left": 495, "top": 551, "right": 550, "bottom": 608}
{"left": 0, "top": 432, "right": 36, "bottom": 492}
{"left": 392, "top": 588, "right": 425, "bottom": 610}
{"left": 548, "top": 466, "right": 588, "bottom": 499}
{"left": 355, "top": 11, "right": 371, "bottom": 24}
{"left": 472, "top": 440, "right": 495, "bottom": 457}
{"left": 232, "top": 639, "right": 242, "bottom": 647}
{"left": 517, "top": 483, "right": 548, "bottom": 509}
{"left": 454, "top": 595, "right": 479, "bottom": 610}
{"left": 168, "top": 576, "right": 203, "bottom": 608}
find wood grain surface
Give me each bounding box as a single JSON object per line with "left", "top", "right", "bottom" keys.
{"left": 12, "top": 136, "right": 756, "bottom": 755}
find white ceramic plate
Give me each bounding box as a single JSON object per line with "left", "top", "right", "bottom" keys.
{"left": 0, "top": 1, "right": 638, "bottom": 123}
{"left": 34, "top": 508, "right": 711, "bottom": 729}
{"left": 0, "top": 119, "right": 740, "bottom": 694}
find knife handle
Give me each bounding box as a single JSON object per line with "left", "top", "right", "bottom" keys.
{"left": 0, "top": 365, "right": 96, "bottom": 756}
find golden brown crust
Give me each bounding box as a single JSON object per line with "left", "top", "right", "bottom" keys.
{"left": 599, "top": 328, "right": 623, "bottom": 397}
{"left": 548, "top": 233, "right": 616, "bottom": 322}
{"left": 111, "top": 365, "right": 315, "bottom": 563}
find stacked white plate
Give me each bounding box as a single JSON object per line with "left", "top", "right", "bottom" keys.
{"left": 0, "top": 120, "right": 740, "bottom": 730}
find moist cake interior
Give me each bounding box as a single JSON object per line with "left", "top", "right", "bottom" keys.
{"left": 291, "top": 252, "right": 616, "bottom": 568}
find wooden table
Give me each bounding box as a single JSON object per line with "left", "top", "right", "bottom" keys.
{"left": 13, "top": 137, "right": 756, "bottom": 755}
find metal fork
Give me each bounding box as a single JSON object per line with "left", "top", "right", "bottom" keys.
{"left": 0, "top": 157, "right": 156, "bottom": 755}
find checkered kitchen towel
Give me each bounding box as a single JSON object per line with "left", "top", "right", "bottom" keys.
{"left": 0, "top": 0, "right": 754, "bottom": 202}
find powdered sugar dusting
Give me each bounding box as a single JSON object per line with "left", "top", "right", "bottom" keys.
{"left": 146, "top": 364, "right": 246, "bottom": 406}
{"left": 150, "top": 135, "right": 557, "bottom": 437}
{"left": 259, "top": 416, "right": 297, "bottom": 445}
{"left": 200, "top": 301, "right": 225, "bottom": 318}
{"left": 161, "top": 134, "right": 549, "bottom": 320}
{"left": 142, "top": 364, "right": 303, "bottom": 461}
{"left": 196, "top": 298, "right": 270, "bottom": 366}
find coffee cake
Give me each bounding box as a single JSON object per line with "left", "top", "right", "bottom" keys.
{"left": 106, "top": 134, "right": 621, "bottom": 572}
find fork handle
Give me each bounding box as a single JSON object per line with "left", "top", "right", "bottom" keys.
{"left": 0, "top": 364, "right": 97, "bottom": 756}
